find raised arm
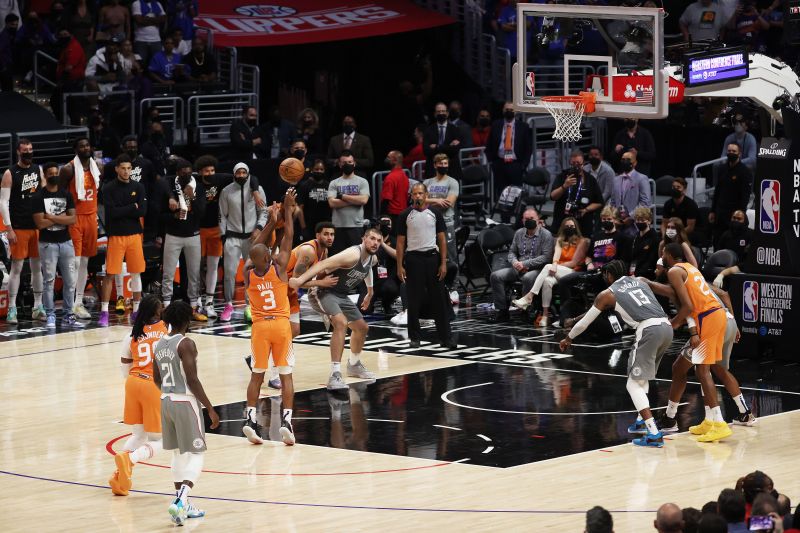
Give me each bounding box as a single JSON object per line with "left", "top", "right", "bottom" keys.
{"left": 251, "top": 201, "right": 280, "bottom": 247}
{"left": 275, "top": 189, "right": 296, "bottom": 278}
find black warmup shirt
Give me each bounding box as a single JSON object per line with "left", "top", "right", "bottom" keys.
{"left": 102, "top": 178, "right": 147, "bottom": 236}
{"left": 9, "top": 163, "right": 41, "bottom": 229}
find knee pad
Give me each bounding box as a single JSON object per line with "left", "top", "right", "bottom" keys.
{"left": 130, "top": 273, "right": 142, "bottom": 292}
{"left": 183, "top": 452, "right": 204, "bottom": 483}
{"left": 626, "top": 378, "right": 651, "bottom": 412}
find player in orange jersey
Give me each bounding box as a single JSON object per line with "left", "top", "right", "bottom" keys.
{"left": 110, "top": 295, "right": 169, "bottom": 495}
{"left": 662, "top": 242, "right": 733, "bottom": 442}
{"left": 242, "top": 189, "right": 298, "bottom": 446}
{"left": 60, "top": 137, "right": 100, "bottom": 319}
{"left": 286, "top": 221, "right": 335, "bottom": 337}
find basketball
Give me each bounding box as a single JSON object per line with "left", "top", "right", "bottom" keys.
{"left": 279, "top": 157, "right": 306, "bottom": 184}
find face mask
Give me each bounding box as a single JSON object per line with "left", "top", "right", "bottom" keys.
{"left": 20, "top": 152, "right": 33, "bottom": 163}
{"left": 291, "top": 149, "right": 306, "bottom": 159}
{"left": 435, "top": 114, "right": 448, "bottom": 124}
{"left": 151, "top": 133, "right": 163, "bottom": 143}
{"left": 671, "top": 188, "right": 682, "bottom": 198}
{"left": 624, "top": 119, "right": 636, "bottom": 129}
{"left": 448, "top": 110, "right": 460, "bottom": 121}
{"left": 435, "top": 166, "right": 448, "bottom": 176}
{"left": 311, "top": 171, "right": 325, "bottom": 181}
{"left": 302, "top": 118, "right": 313, "bottom": 127}
{"left": 563, "top": 227, "right": 577, "bottom": 237}
{"left": 620, "top": 160, "right": 633, "bottom": 173}
{"left": 46, "top": 175, "right": 59, "bottom": 186}
{"left": 524, "top": 219, "right": 537, "bottom": 230}
{"left": 343, "top": 125, "right": 355, "bottom": 135}
{"left": 341, "top": 163, "right": 355, "bottom": 175}
{"left": 734, "top": 124, "right": 745, "bottom": 134}
{"left": 665, "top": 229, "right": 677, "bottom": 239}
{"left": 126, "top": 149, "right": 138, "bottom": 160}
{"left": 588, "top": 157, "right": 600, "bottom": 166}
{"left": 235, "top": 176, "right": 248, "bottom": 185}
{"left": 478, "top": 117, "right": 490, "bottom": 127}
{"left": 601, "top": 220, "right": 615, "bottom": 231}
{"left": 730, "top": 221, "right": 746, "bottom": 232}
{"left": 636, "top": 222, "right": 649, "bottom": 232}
{"left": 503, "top": 110, "right": 515, "bottom": 121}
{"left": 246, "top": 118, "right": 257, "bottom": 127}
{"left": 727, "top": 153, "right": 739, "bottom": 164}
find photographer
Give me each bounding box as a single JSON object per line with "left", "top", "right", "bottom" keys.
{"left": 549, "top": 150, "right": 603, "bottom": 238}
{"left": 364, "top": 216, "right": 407, "bottom": 320}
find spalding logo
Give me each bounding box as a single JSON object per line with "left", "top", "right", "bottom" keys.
{"left": 234, "top": 5, "right": 296, "bottom": 17}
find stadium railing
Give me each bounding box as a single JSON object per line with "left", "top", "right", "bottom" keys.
{"left": 16, "top": 127, "right": 90, "bottom": 164}
{"left": 188, "top": 92, "right": 258, "bottom": 145}
{"left": 140, "top": 97, "right": 186, "bottom": 145}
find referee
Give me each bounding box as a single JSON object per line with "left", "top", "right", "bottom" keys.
{"left": 397, "top": 183, "right": 456, "bottom": 349}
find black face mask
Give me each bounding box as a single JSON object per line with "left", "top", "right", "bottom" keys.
{"left": 730, "top": 221, "right": 746, "bottom": 233}
{"left": 235, "top": 178, "right": 248, "bottom": 186}
{"left": 435, "top": 166, "right": 448, "bottom": 176}
{"left": 46, "top": 176, "right": 59, "bottom": 187}
{"left": 727, "top": 153, "right": 739, "bottom": 164}
{"left": 478, "top": 117, "right": 490, "bottom": 127}
{"left": 126, "top": 149, "right": 138, "bottom": 160}
{"left": 620, "top": 160, "right": 633, "bottom": 173}
{"left": 311, "top": 171, "right": 325, "bottom": 181}
{"left": 341, "top": 163, "right": 355, "bottom": 175}
{"left": 601, "top": 220, "right": 615, "bottom": 231}
{"left": 563, "top": 227, "right": 577, "bottom": 237}
{"left": 448, "top": 110, "right": 460, "bottom": 121}
{"left": 636, "top": 222, "right": 649, "bottom": 232}
{"left": 291, "top": 149, "right": 306, "bottom": 159}
{"left": 20, "top": 152, "right": 33, "bottom": 163}
{"left": 503, "top": 110, "right": 515, "bottom": 121}
{"left": 342, "top": 125, "right": 355, "bottom": 135}
{"left": 150, "top": 133, "right": 163, "bottom": 143}
{"left": 302, "top": 119, "right": 313, "bottom": 127}
{"left": 435, "top": 114, "right": 448, "bottom": 124}
{"left": 624, "top": 119, "right": 636, "bottom": 129}
{"left": 670, "top": 188, "right": 682, "bottom": 198}
{"left": 588, "top": 157, "right": 600, "bottom": 166}
{"left": 524, "top": 219, "right": 537, "bottom": 230}
{"left": 246, "top": 119, "right": 257, "bottom": 127}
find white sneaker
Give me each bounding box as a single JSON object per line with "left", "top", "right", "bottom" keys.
{"left": 512, "top": 297, "right": 531, "bottom": 310}
{"left": 72, "top": 303, "right": 91, "bottom": 320}
{"left": 391, "top": 310, "right": 407, "bottom": 326}
{"left": 204, "top": 304, "right": 217, "bottom": 319}
{"left": 449, "top": 291, "right": 459, "bottom": 305}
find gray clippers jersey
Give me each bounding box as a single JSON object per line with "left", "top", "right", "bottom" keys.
{"left": 328, "top": 245, "right": 374, "bottom": 295}
{"left": 154, "top": 334, "right": 192, "bottom": 396}
{"left": 609, "top": 276, "right": 667, "bottom": 328}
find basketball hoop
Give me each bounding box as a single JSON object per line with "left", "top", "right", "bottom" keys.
{"left": 541, "top": 92, "right": 597, "bottom": 142}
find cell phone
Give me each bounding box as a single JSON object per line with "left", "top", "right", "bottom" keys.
{"left": 749, "top": 515, "right": 774, "bottom": 531}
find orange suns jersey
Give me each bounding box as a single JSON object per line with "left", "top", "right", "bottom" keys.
{"left": 248, "top": 265, "right": 290, "bottom": 320}
{"left": 287, "top": 239, "right": 324, "bottom": 277}
{"left": 676, "top": 262, "right": 720, "bottom": 321}
{"left": 68, "top": 166, "right": 99, "bottom": 215}
{"left": 129, "top": 321, "right": 169, "bottom": 377}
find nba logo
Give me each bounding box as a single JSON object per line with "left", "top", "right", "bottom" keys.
{"left": 525, "top": 71, "right": 535, "bottom": 99}
{"left": 742, "top": 281, "right": 759, "bottom": 322}
{"left": 760, "top": 180, "right": 780, "bottom": 234}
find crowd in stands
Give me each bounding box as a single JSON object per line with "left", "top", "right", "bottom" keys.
{"left": 584, "top": 469, "right": 800, "bottom": 533}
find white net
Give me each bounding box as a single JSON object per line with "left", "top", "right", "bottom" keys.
{"left": 542, "top": 99, "right": 586, "bottom": 142}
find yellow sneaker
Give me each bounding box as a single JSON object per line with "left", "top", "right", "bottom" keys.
{"left": 697, "top": 421, "right": 733, "bottom": 443}
{"left": 109, "top": 470, "right": 127, "bottom": 496}
{"left": 689, "top": 418, "right": 714, "bottom": 435}
{"left": 114, "top": 452, "right": 134, "bottom": 494}
{"left": 115, "top": 296, "right": 126, "bottom": 315}
{"left": 192, "top": 308, "right": 208, "bottom": 322}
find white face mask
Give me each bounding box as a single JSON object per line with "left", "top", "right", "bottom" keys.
{"left": 665, "top": 229, "right": 677, "bottom": 239}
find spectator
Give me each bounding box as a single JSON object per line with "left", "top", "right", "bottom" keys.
{"left": 229, "top": 106, "right": 261, "bottom": 161}
{"left": 486, "top": 101, "right": 532, "bottom": 195}
{"left": 66, "top": 0, "right": 94, "bottom": 56}
{"left": 148, "top": 35, "right": 188, "bottom": 85}
{"left": 742, "top": 471, "right": 775, "bottom": 520}
{"left": 776, "top": 495, "right": 792, "bottom": 531}
{"left": 0, "top": 13, "right": 18, "bottom": 91}
{"left": 423, "top": 103, "right": 463, "bottom": 180}
{"left": 288, "top": 139, "right": 310, "bottom": 171}
{"left": 328, "top": 150, "right": 370, "bottom": 253}
{"left": 131, "top": 0, "right": 165, "bottom": 67}
{"left": 140, "top": 120, "right": 171, "bottom": 175}
{"left": 662, "top": 177, "right": 698, "bottom": 236}
{"left": 423, "top": 153, "right": 459, "bottom": 269}
{"left": 497, "top": 0, "right": 530, "bottom": 61}
{"left": 258, "top": 105, "right": 296, "bottom": 161}
{"left": 717, "top": 209, "right": 752, "bottom": 261}
{"left": 725, "top": 0, "right": 769, "bottom": 52}
{"left": 182, "top": 36, "right": 215, "bottom": 83}
{"left": 169, "top": 27, "right": 190, "bottom": 56}
{"left": 611, "top": 150, "right": 651, "bottom": 238}
{"left": 120, "top": 38, "right": 142, "bottom": 73}
{"left": 489, "top": 207, "right": 554, "bottom": 322}
{"left": 295, "top": 107, "right": 324, "bottom": 158}
{"left": 702, "top": 501, "right": 720, "bottom": 516}
{"left": 403, "top": 124, "right": 426, "bottom": 169}
{"left": 585, "top": 505, "right": 614, "bottom": 533}
{"left": 472, "top": 108, "right": 491, "bottom": 148}
{"left": 297, "top": 159, "right": 332, "bottom": 241}
{"left": 719, "top": 114, "right": 758, "bottom": 171}
{"left": 447, "top": 100, "right": 472, "bottom": 148}
{"left": 368, "top": 215, "right": 405, "bottom": 317}
{"left": 550, "top": 150, "right": 604, "bottom": 238}
{"left": 710, "top": 142, "right": 752, "bottom": 246}
{"left": 380, "top": 150, "right": 409, "bottom": 226}
{"left": 53, "top": 27, "right": 86, "bottom": 119}
{"left": 85, "top": 34, "right": 126, "bottom": 97}
{"left": 680, "top": 0, "right": 728, "bottom": 42}
{"left": 0, "top": 0, "right": 18, "bottom": 28}
{"left": 512, "top": 217, "right": 589, "bottom": 327}
{"left": 629, "top": 206, "right": 660, "bottom": 279}
{"left": 89, "top": 114, "right": 120, "bottom": 158}
{"left": 683, "top": 507, "right": 702, "bottom": 533}
{"left": 610, "top": 118, "right": 656, "bottom": 177}
{"left": 654, "top": 503, "right": 684, "bottom": 533}
{"left": 697, "top": 514, "right": 728, "bottom": 533}
{"left": 167, "top": 0, "right": 197, "bottom": 43}
{"left": 659, "top": 217, "right": 699, "bottom": 268}
{"left": 140, "top": 105, "right": 173, "bottom": 147}
{"left": 584, "top": 145, "right": 615, "bottom": 203}
{"left": 750, "top": 493, "right": 783, "bottom": 532}
{"left": 327, "top": 115, "right": 374, "bottom": 172}
{"left": 96, "top": 0, "right": 130, "bottom": 43}
{"left": 717, "top": 488, "right": 748, "bottom": 533}
{"left": 47, "top": 1, "right": 68, "bottom": 35}
{"left": 15, "top": 12, "right": 56, "bottom": 81}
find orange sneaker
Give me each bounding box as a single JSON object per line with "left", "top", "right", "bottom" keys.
{"left": 109, "top": 469, "right": 128, "bottom": 496}
{"left": 114, "top": 452, "right": 134, "bottom": 495}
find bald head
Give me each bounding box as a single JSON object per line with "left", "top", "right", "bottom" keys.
{"left": 249, "top": 243, "right": 270, "bottom": 268}
{"left": 654, "top": 503, "right": 683, "bottom": 533}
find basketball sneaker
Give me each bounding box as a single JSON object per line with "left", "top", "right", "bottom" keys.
{"left": 109, "top": 469, "right": 127, "bottom": 496}
{"left": 32, "top": 304, "right": 47, "bottom": 321}
{"left": 168, "top": 498, "right": 188, "bottom": 525}
{"left": 73, "top": 303, "right": 91, "bottom": 319}
{"left": 689, "top": 419, "right": 714, "bottom": 435}
{"left": 46, "top": 315, "right": 56, "bottom": 329}
{"left": 268, "top": 377, "right": 282, "bottom": 389}
{"left": 220, "top": 303, "right": 234, "bottom": 322}
{"left": 244, "top": 305, "right": 252, "bottom": 323}
{"left": 732, "top": 410, "right": 757, "bottom": 427}
{"left": 627, "top": 419, "right": 648, "bottom": 435}
{"left": 326, "top": 371, "right": 348, "bottom": 391}
{"left": 6, "top": 307, "right": 17, "bottom": 324}
{"left": 115, "top": 296, "right": 126, "bottom": 314}
{"left": 511, "top": 296, "right": 531, "bottom": 310}
{"left": 697, "top": 421, "right": 733, "bottom": 442}
{"left": 534, "top": 314, "right": 549, "bottom": 327}
{"left": 242, "top": 419, "right": 264, "bottom": 444}
{"left": 98, "top": 310, "right": 109, "bottom": 327}
{"left": 185, "top": 502, "right": 205, "bottom": 519}
{"left": 192, "top": 307, "right": 208, "bottom": 322}
{"left": 244, "top": 355, "right": 252, "bottom": 371}
{"left": 279, "top": 419, "right": 296, "bottom": 446}
{"left": 204, "top": 299, "right": 217, "bottom": 319}
{"left": 347, "top": 360, "right": 376, "bottom": 379}
{"left": 657, "top": 413, "right": 679, "bottom": 433}
{"left": 114, "top": 452, "right": 134, "bottom": 494}
{"left": 390, "top": 310, "right": 408, "bottom": 326}
{"left": 61, "top": 314, "right": 86, "bottom": 329}
{"left": 632, "top": 431, "right": 664, "bottom": 448}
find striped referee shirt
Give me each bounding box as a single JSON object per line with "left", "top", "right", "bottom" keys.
{"left": 396, "top": 206, "right": 446, "bottom": 252}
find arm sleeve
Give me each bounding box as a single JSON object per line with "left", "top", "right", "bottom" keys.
{"left": 0, "top": 186, "right": 11, "bottom": 226}
{"left": 434, "top": 209, "right": 447, "bottom": 234}
{"left": 396, "top": 209, "right": 409, "bottom": 237}
{"left": 568, "top": 305, "right": 603, "bottom": 339}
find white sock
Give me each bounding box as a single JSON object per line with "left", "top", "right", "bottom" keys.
{"left": 33, "top": 292, "right": 42, "bottom": 307}
{"left": 245, "top": 406, "right": 257, "bottom": 423}
{"left": 665, "top": 400, "right": 679, "bottom": 418}
{"left": 331, "top": 362, "right": 341, "bottom": 374}
{"left": 115, "top": 274, "right": 124, "bottom": 297}
{"left": 132, "top": 300, "right": 140, "bottom": 312}
{"left": 282, "top": 409, "right": 292, "bottom": 424}
{"left": 348, "top": 351, "right": 361, "bottom": 365}
{"left": 123, "top": 425, "right": 146, "bottom": 451}
{"left": 644, "top": 417, "right": 659, "bottom": 436}
{"left": 176, "top": 484, "right": 191, "bottom": 504}
{"left": 205, "top": 256, "right": 219, "bottom": 298}
{"left": 704, "top": 405, "right": 712, "bottom": 421}
{"left": 101, "top": 302, "right": 109, "bottom": 312}
{"left": 733, "top": 393, "right": 748, "bottom": 414}
{"left": 130, "top": 440, "right": 162, "bottom": 463}
{"left": 163, "top": 300, "right": 171, "bottom": 308}
{"left": 636, "top": 414, "right": 643, "bottom": 421}
{"left": 75, "top": 257, "right": 89, "bottom": 305}
{"left": 711, "top": 406, "right": 724, "bottom": 423}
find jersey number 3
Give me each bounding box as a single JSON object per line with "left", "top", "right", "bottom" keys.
{"left": 260, "top": 289, "right": 276, "bottom": 311}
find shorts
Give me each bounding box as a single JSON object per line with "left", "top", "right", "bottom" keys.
{"left": 288, "top": 288, "right": 300, "bottom": 324}
{"left": 250, "top": 318, "right": 294, "bottom": 373}
{"left": 69, "top": 214, "right": 98, "bottom": 257}
{"left": 161, "top": 396, "right": 207, "bottom": 453}
{"left": 310, "top": 289, "right": 362, "bottom": 323}
{"left": 106, "top": 234, "right": 145, "bottom": 275}
{"left": 690, "top": 308, "right": 726, "bottom": 365}
{"left": 123, "top": 374, "right": 162, "bottom": 433}
{"left": 10, "top": 228, "right": 39, "bottom": 259}
{"left": 200, "top": 226, "right": 222, "bottom": 257}
{"left": 628, "top": 322, "right": 673, "bottom": 380}
{"left": 682, "top": 315, "right": 737, "bottom": 369}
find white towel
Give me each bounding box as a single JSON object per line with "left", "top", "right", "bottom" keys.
{"left": 73, "top": 156, "right": 100, "bottom": 201}
{"left": 175, "top": 176, "right": 197, "bottom": 212}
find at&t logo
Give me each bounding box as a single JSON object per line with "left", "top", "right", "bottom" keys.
{"left": 234, "top": 5, "right": 296, "bottom": 17}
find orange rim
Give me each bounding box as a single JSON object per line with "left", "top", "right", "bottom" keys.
{"left": 541, "top": 92, "right": 596, "bottom": 113}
